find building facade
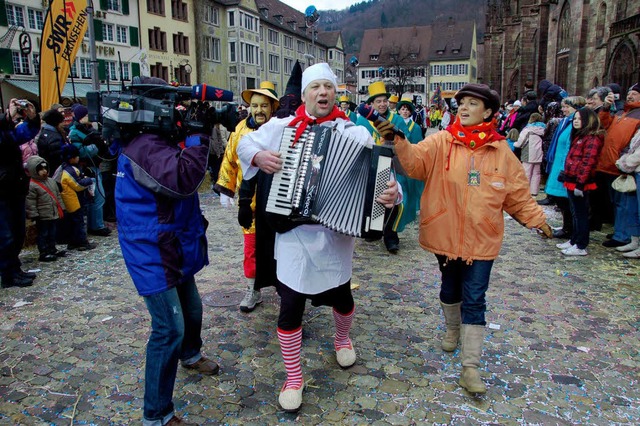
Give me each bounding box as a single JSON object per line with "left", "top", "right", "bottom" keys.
{"left": 0, "top": 0, "right": 141, "bottom": 108}
{"left": 356, "top": 21, "right": 477, "bottom": 106}
{"left": 0, "top": 0, "right": 345, "bottom": 107}
{"left": 189, "top": 0, "right": 344, "bottom": 104}
{"left": 483, "top": 0, "right": 640, "bottom": 101}
{"left": 140, "top": 0, "right": 198, "bottom": 84}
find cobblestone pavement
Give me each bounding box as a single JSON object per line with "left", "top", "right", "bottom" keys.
{"left": 1, "top": 188, "right": 639, "bottom": 425}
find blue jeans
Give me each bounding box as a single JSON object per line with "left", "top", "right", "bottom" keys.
{"left": 0, "top": 197, "right": 26, "bottom": 278}
{"left": 567, "top": 190, "right": 590, "bottom": 249}
{"left": 612, "top": 187, "right": 640, "bottom": 242}
{"left": 86, "top": 170, "right": 105, "bottom": 231}
{"left": 142, "top": 276, "right": 204, "bottom": 425}
{"left": 436, "top": 255, "right": 494, "bottom": 326}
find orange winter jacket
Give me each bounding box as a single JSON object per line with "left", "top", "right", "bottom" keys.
{"left": 596, "top": 102, "right": 640, "bottom": 176}
{"left": 394, "top": 130, "right": 547, "bottom": 262}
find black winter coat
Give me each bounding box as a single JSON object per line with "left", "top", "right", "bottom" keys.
{"left": 0, "top": 114, "right": 41, "bottom": 199}
{"left": 36, "top": 124, "right": 68, "bottom": 174}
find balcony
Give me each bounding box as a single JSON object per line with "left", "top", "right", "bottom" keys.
{"left": 610, "top": 13, "right": 640, "bottom": 38}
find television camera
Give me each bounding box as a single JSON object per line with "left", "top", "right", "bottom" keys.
{"left": 87, "top": 79, "right": 238, "bottom": 142}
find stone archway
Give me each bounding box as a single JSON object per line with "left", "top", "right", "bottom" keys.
{"left": 609, "top": 42, "right": 637, "bottom": 92}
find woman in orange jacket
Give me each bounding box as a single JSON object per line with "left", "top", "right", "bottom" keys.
{"left": 377, "top": 84, "right": 553, "bottom": 394}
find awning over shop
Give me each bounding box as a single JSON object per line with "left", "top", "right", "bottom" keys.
{"left": 3, "top": 79, "right": 119, "bottom": 99}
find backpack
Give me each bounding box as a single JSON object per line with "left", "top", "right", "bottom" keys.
{"left": 20, "top": 139, "right": 38, "bottom": 169}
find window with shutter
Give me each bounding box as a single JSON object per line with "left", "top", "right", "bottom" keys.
{"left": 129, "top": 27, "right": 139, "bottom": 47}
{"left": 97, "top": 59, "right": 106, "bottom": 80}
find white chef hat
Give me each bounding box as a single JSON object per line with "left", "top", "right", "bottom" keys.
{"left": 301, "top": 62, "right": 338, "bottom": 95}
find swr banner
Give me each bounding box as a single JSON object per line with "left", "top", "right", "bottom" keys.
{"left": 39, "top": 0, "right": 89, "bottom": 110}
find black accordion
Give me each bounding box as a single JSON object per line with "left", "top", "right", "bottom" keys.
{"left": 266, "top": 124, "right": 394, "bottom": 238}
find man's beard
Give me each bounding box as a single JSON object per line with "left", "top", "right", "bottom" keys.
{"left": 253, "top": 114, "right": 267, "bottom": 123}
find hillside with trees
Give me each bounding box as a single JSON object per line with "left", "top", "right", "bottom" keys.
{"left": 317, "top": 0, "right": 486, "bottom": 55}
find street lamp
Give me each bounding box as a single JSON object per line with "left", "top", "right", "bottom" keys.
{"left": 305, "top": 6, "right": 320, "bottom": 65}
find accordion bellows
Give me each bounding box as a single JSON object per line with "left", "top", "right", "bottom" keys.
{"left": 267, "top": 125, "right": 393, "bottom": 238}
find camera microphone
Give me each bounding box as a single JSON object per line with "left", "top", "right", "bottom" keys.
{"left": 357, "top": 104, "right": 405, "bottom": 140}
{"left": 184, "top": 84, "right": 233, "bottom": 102}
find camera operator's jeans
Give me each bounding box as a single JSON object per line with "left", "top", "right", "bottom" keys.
{"left": 86, "top": 168, "right": 105, "bottom": 231}
{"left": 142, "top": 276, "right": 204, "bottom": 425}
{"left": 436, "top": 255, "right": 494, "bottom": 326}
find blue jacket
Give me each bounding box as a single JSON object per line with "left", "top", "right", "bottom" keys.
{"left": 116, "top": 133, "right": 210, "bottom": 296}
{"left": 545, "top": 115, "right": 574, "bottom": 198}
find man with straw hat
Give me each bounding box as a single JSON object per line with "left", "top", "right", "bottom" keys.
{"left": 389, "top": 94, "right": 399, "bottom": 112}
{"left": 356, "top": 81, "right": 405, "bottom": 253}
{"left": 338, "top": 94, "right": 357, "bottom": 123}
{"left": 214, "top": 81, "right": 279, "bottom": 313}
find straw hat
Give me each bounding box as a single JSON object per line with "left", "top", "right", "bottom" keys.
{"left": 367, "top": 81, "right": 390, "bottom": 103}
{"left": 242, "top": 81, "right": 279, "bottom": 108}
{"left": 389, "top": 95, "right": 399, "bottom": 103}
{"left": 396, "top": 98, "right": 415, "bottom": 114}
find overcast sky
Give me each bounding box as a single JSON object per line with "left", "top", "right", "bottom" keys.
{"left": 279, "top": 0, "right": 360, "bottom": 13}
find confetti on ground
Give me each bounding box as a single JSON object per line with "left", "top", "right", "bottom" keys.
{"left": 1, "top": 180, "right": 638, "bottom": 425}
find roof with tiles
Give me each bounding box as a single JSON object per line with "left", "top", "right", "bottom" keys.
{"left": 427, "top": 19, "right": 476, "bottom": 61}
{"left": 316, "top": 31, "right": 341, "bottom": 48}
{"left": 358, "top": 25, "right": 433, "bottom": 67}
{"left": 254, "top": 0, "right": 331, "bottom": 47}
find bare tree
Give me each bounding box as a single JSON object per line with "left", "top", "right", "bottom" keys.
{"left": 380, "top": 43, "right": 425, "bottom": 99}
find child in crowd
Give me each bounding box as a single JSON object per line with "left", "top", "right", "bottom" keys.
{"left": 506, "top": 128, "right": 519, "bottom": 152}
{"left": 556, "top": 108, "right": 604, "bottom": 256}
{"left": 25, "top": 156, "right": 66, "bottom": 261}
{"left": 55, "top": 145, "right": 97, "bottom": 251}
{"left": 514, "top": 113, "right": 545, "bottom": 196}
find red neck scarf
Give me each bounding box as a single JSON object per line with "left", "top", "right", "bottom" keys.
{"left": 288, "top": 105, "right": 348, "bottom": 144}
{"left": 446, "top": 116, "right": 502, "bottom": 150}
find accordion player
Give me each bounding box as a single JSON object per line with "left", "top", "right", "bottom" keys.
{"left": 266, "top": 124, "right": 395, "bottom": 238}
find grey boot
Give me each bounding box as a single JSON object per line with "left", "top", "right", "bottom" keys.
{"left": 440, "top": 301, "right": 461, "bottom": 352}
{"left": 459, "top": 324, "right": 487, "bottom": 394}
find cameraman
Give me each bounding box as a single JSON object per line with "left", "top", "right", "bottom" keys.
{"left": 69, "top": 104, "right": 111, "bottom": 237}
{"left": 114, "top": 77, "right": 218, "bottom": 426}
{"left": 1, "top": 98, "right": 41, "bottom": 288}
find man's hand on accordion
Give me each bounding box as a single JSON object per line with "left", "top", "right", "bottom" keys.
{"left": 376, "top": 180, "right": 400, "bottom": 208}
{"left": 253, "top": 150, "right": 282, "bottom": 174}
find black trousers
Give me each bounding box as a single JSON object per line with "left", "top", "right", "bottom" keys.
{"left": 277, "top": 281, "right": 354, "bottom": 331}
{"left": 556, "top": 196, "right": 573, "bottom": 234}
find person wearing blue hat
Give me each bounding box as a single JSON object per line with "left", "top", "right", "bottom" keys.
{"left": 57, "top": 144, "right": 97, "bottom": 252}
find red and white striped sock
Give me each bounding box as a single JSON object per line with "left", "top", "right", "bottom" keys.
{"left": 333, "top": 307, "right": 355, "bottom": 350}
{"left": 277, "top": 326, "right": 303, "bottom": 390}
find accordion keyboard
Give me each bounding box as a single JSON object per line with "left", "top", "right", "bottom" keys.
{"left": 266, "top": 126, "right": 312, "bottom": 215}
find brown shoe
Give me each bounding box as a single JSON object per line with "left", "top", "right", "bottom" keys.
{"left": 182, "top": 356, "right": 219, "bottom": 375}
{"left": 165, "top": 415, "right": 198, "bottom": 426}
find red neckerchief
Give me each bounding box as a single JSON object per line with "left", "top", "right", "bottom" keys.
{"left": 446, "top": 116, "right": 502, "bottom": 150}
{"left": 444, "top": 117, "right": 502, "bottom": 170}
{"left": 287, "top": 105, "right": 348, "bottom": 144}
